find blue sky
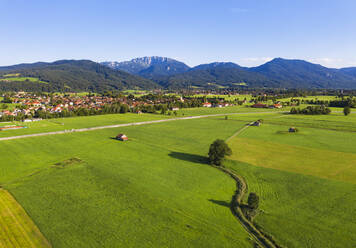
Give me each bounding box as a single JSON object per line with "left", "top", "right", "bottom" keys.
{"left": 1, "top": 0, "right": 356, "bottom": 68}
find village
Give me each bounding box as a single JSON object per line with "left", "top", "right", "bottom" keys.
{"left": 0, "top": 92, "right": 286, "bottom": 122}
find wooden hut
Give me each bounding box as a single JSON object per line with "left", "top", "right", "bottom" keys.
{"left": 116, "top": 134, "right": 128, "bottom": 141}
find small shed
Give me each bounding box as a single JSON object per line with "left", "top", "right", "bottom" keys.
{"left": 116, "top": 134, "right": 128, "bottom": 141}
{"left": 252, "top": 121, "right": 261, "bottom": 126}
{"left": 289, "top": 127, "right": 297, "bottom": 133}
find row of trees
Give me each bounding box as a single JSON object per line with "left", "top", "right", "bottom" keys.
{"left": 208, "top": 139, "right": 259, "bottom": 213}
{"left": 290, "top": 106, "right": 331, "bottom": 115}
{"left": 301, "top": 97, "right": 356, "bottom": 108}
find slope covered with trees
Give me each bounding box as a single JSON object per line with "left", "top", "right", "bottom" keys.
{"left": 0, "top": 60, "right": 159, "bottom": 92}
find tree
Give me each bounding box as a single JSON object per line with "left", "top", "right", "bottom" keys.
{"left": 247, "top": 192, "right": 259, "bottom": 210}
{"left": 120, "top": 104, "right": 129, "bottom": 113}
{"left": 343, "top": 106, "right": 351, "bottom": 116}
{"left": 0, "top": 104, "right": 8, "bottom": 110}
{"left": 208, "top": 139, "right": 232, "bottom": 166}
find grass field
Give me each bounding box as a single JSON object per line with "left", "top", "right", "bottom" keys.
{"left": 175, "top": 105, "right": 287, "bottom": 116}
{"left": 0, "top": 77, "right": 48, "bottom": 84}
{"left": 224, "top": 160, "right": 356, "bottom": 248}
{"left": 225, "top": 113, "right": 356, "bottom": 247}
{"left": 0, "top": 111, "right": 356, "bottom": 247}
{"left": 0, "top": 113, "right": 171, "bottom": 138}
{"left": 0, "top": 107, "right": 284, "bottom": 138}
{"left": 0, "top": 117, "right": 255, "bottom": 247}
{"left": 0, "top": 189, "right": 51, "bottom": 248}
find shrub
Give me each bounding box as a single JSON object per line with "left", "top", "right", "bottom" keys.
{"left": 343, "top": 106, "right": 351, "bottom": 116}
{"left": 248, "top": 192, "right": 259, "bottom": 210}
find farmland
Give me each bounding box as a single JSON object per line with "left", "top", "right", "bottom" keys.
{"left": 0, "top": 113, "right": 171, "bottom": 138}
{"left": 0, "top": 108, "right": 355, "bottom": 247}
{"left": 226, "top": 112, "right": 356, "bottom": 247}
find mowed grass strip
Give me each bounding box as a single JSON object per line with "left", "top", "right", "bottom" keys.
{"left": 228, "top": 137, "right": 356, "bottom": 184}
{"left": 0, "top": 189, "right": 51, "bottom": 248}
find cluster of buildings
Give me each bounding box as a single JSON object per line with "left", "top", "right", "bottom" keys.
{"left": 1, "top": 93, "right": 124, "bottom": 118}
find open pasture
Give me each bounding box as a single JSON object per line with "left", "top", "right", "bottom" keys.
{"left": 225, "top": 160, "right": 356, "bottom": 248}
{"left": 175, "top": 105, "right": 286, "bottom": 116}
{"left": 0, "top": 117, "right": 254, "bottom": 248}
{"left": 0, "top": 111, "right": 355, "bottom": 247}
{"left": 0, "top": 113, "right": 171, "bottom": 138}
{"left": 226, "top": 112, "right": 356, "bottom": 247}
{"left": 0, "top": 77, "right": 48, "bottom": 84}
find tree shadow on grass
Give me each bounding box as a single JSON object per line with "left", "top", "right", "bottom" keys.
{"left": 208, "top": 199, "right": 230, "bottom": 208}
{"left": 168, "top": 151, "right": 209, "bottom": 164}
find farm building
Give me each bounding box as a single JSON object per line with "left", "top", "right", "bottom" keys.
{"left": 116, "top": 134, "right": 128, "bottom": 141}
{"left": 289, "top": 127, "right": 298, "bottom": 133}
{"left": 252, "top": 121, "right": 261, "bottom": 126}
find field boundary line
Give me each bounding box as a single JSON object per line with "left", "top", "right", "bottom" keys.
{"left": 226, "top": 122, "right": 255, "bottom": 142}
{"left": 0, "top": 111, "right": 286, "bottom": 141}
{"left": 212, "top": 166, "right": 282, "bottom": 248}
{"left": 0, "top": 189, "right": 52, "bottom": 248}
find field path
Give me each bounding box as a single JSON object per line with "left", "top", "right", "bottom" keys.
{"left": 226, "top": 121, "right": 255, "bottom": 142}
{"left": 0, "top": 189, "right": 51, "bottom": 248}
{"left": 223, "top": 123, "right": 282, "bottom": 248}
{"left": 214, "top": 166, "right": 281, "bottom": 248}
{"left": 0, "top": 111, "right": 283, "bottom": 141}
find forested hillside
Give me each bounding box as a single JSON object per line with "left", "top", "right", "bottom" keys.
{"left": 0, "top": 60, "right": 159, "bottom": 92}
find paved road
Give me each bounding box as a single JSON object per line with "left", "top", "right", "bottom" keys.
{"left": 0, "top": 111, "right": 285, "bottom": 141}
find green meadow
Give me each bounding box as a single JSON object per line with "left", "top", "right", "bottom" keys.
{"left": 0, "top": 117, "right": 254, "bottom": 248}
{"left": 226, "top": 112, "right": 356, "bottom": 247}
{"left": 0, "top": 77, "right": 48, "bottom": 84}
{"left": 0, "top": 110, "right": 355, "bottom": 247}
{"left": 0, "top": 113, "right": 171, "bottom": 138}
{"left": 175, "top": 105, "right": 286, "bottom": 116}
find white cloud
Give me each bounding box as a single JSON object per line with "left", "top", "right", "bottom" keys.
{"left": 238, "top": 57, "right": 274, "bottom": 66}
{"left": 309, "top": 58, "right": 354, "bottom": 68}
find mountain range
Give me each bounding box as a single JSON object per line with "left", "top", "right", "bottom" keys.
{"left": 103, "top": 57, "right": 356, "bottom": 89}
{"left": 1, "top": 56, "right": 356, "bottom": 91}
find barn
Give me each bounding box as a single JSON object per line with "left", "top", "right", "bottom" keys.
{"left": 116, "top": 134, "right": 128, "bottom": 141}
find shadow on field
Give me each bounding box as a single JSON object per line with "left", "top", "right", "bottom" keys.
{"left": 168, "top": 152, "right": 209, "bottom": 164}
{"left": 208, "top": 199, "right": 230, "bottom": 208}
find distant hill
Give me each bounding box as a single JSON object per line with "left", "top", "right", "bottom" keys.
{"left": 249, "top": 58, "right": 356, "bottom": 89}
{"left": 0, "top": 60, "right": 159, "bottom": 92}
{"left": 155, "top": 62, "right": 280, "bottom": 89}
{"left": 339, "top": 67, "right": 356, "bottom": 78}
{"left": 191, "top": 62, "right": 242, "bottom": 71}
{"left": 0, "top": 62, "right": 50, "bottom": 71}
{"left": 101, "top": 56, "right": 190, "bottom": 78}
{"left": 155, "top": 58, "right": 356, "bottom": 89}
